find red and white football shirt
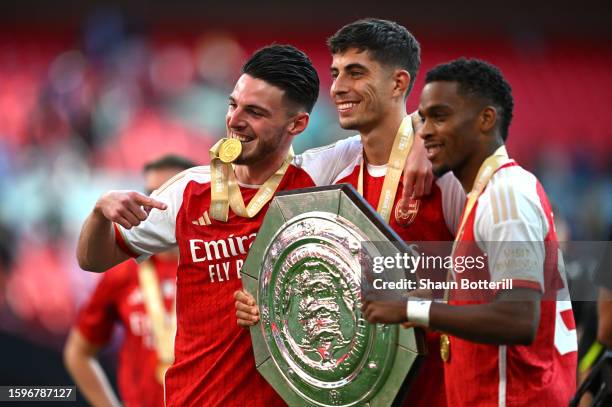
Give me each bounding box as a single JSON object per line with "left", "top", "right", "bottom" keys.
{"left": 115, "top": 163, "right": 325, "bottom": 406}
{"left": 76, "top": 256, "right": 177, "bottom": 407}
{"left": 325, "top": 137, "right": 464, "bottom": 243}
{"left": 448, "top": 161, "right": 578, "bottom": 406}
{"left": 301, "top": 136, "right": 465, "bottom": 407}
{"left": 113, "top": 135, "right": 460, "bottom": 406}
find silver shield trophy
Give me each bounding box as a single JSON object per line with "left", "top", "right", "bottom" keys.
{"left": 241, "top": 184, "right": 424, "bottom": 406}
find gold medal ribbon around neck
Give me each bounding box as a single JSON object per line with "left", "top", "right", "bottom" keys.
{"left": 357, "top": 116, "right": 414, "bottom": 223}
{"left": 209, "top": 138, "right": 294, "bottom": 222}
{"left": 447, "top": 145, "right": 512, "bottom": 295}
{"left": 137, "top": 260, "right": 176, "bottom": 383}
{"left": 439, "top": 145, "right": 511, "bottom": 362}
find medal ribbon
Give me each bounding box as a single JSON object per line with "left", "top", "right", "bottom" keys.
{"left": 357, "top": 116, "right": 414, "bottom": 222}
{"left": 209, "top": 139, "right": 294, "bottom": 221}
{"left": 444, "top": 145, "right": 512, "bottom": 301}
{"left": 439, "top": 145, "right": 511, "bottom": 362}
{"left": 209, "top": 139, "right": 231, "bottom": 221}
{"left": 137, "top": 260, "right": 176, "bottom": 366}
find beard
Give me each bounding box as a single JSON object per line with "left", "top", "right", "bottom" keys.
{"left": 232, "top": 134, "right": 283, "bottom": 166}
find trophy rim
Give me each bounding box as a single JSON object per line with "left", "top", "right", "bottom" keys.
{"left": 243, "top": 184, "right": 424, "bottom": 406}
{"left": 276, "top": 183, "right": 409, "bottom": 254}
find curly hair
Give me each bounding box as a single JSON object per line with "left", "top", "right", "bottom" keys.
{"left": 425, "top": 58, "right": 514, "bottom": 141}
{"left": 327, "top": 18, "right": 421, "bottom": 96}
{"left": 242, "top": 44, "right": 319, "bottom": 113}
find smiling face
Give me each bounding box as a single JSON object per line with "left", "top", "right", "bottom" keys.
{"left": 330, "top": 48, "right": 398, "bottom": 133}
{"left": 417, "top": 81, "right": 483, "bottom": 178}
{"left": 226, "top": 74, "right": 297, "bottom": 166}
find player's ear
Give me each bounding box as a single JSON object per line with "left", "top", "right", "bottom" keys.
{"left": 392, "top": 69, "right": 410, "bottom": 99}
{"left": 287, "top": 112, "right": 310, "bottom": 136}
{"left": 479, "top": 106, "right": 497, "bottom": 133}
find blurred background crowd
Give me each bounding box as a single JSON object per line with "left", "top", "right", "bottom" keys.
{"left": 0, "top": 0, "right": 610, "bottom": 401}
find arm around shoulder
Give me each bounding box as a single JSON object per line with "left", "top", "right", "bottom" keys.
{"left": 297, "top": 135, "right": 361, "bottom": 186}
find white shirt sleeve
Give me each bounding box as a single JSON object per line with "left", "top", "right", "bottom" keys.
{"left": 436, "top": 172, "right": 466, "bottom": 236}
{"left": 116, "top": 167, "right": 206, "bottom": 262}
{"left": 293, "top": 135, "right": 362, "bottom": 186}
{"left": 474, "top": 170, "right": 548, "bottom": 290}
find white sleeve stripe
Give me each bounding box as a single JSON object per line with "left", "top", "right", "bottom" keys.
{"left": 498, "top": 186, "right": 508, "bottom": 221}
{"left": 489, "top": 176, "right": 520, "bottom": 225}
{"left": 498, "top": 185, "right": 509, "bottom": 222}
{"left": 476, "top": 167, "right": 549, "bottom": 289}
{"left": 490, "top": 187, "right": 501, "bottom": 224}
{"left": 498, "top": 345, "right": 507, "bottom": 407}
{"left": 508, "top": 185, "right": 519, "bottom": 220}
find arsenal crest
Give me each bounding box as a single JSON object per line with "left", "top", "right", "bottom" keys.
{"left": 395, "top": 197, "right": 420, "bottom": 226}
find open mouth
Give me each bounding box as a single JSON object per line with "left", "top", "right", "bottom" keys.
{"left": 425, "top": 142, "right": 443, "bottom": 159}
{"left": 336, "top": 101, "right": 359, "bottom": 114}
{"left": 229, "top": 131, "right": 255, "bottom": 143}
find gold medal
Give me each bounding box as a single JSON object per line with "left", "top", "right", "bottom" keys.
{"left": 440, "top": 333, "right": 450, "bottom": 362}
{"left": 156, "top": 361, "right": 172, "bottom": 384}
{"left": 209, "top": 138, "right": 293, "bottom": 222}
{"left": 218, "top": 138, "right": 242, "bottom": 163}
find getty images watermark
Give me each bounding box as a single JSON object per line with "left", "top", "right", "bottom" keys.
{"left": 360, "top": 241, "right": 611, "bottom": 301}
{"left": 370, "top": 250, "right": 515, "bottom": 291}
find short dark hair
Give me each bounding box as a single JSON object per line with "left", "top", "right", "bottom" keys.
{"left": 143, "top": 154, "right": 197, "bottom": 173}
{"left": 425, "top": 58, "right": 514, "bottom": 141}
{"left": 242, "top": 44, "right": 319, "bottom": 113}
{"left": 327, "top": 18, "right": 421, "bottom": 95}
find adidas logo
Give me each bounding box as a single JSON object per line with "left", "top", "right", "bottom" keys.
{"left": 192, "top": 211, "right": 212, "bottom": 226}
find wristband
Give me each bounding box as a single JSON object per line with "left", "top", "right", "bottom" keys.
{"left": 406, "top": 297, "right": 432, "bottom": 326}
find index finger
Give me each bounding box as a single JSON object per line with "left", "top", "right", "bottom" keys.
{"left": 402, "top": 171, "right": 416, "bottom": 201}
{"left": 134, "top": 193, "right": 167, "bottom": 210}
{"left": 412, "top": 172, "right": 425, "bottom": 198}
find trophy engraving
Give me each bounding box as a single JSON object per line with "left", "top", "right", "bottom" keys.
{"left": 242, "top": 185, "right": 423, "bottom": 406}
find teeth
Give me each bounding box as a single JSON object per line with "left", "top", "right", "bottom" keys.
{"left": 426, "top": 144, "right": 442, "bottom": 157}
{"left": 229, "top": 132, "right": 252, "bottom": 142}
{"left": 337, "top": 102, "right": 357, "bottom": 110}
